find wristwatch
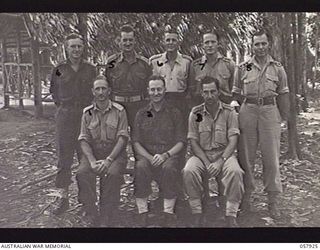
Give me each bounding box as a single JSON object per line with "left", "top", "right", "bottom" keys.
{"left": 221, "top": 156, "right": 227, "bottom": 162}
{"left": 106, "top": 156, "right": 114, "bottom": 162}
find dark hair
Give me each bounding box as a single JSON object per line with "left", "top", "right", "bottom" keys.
{"left": 200, "top": 76, "right": 220, "bottom": 91}
{"left": 120, "top": 24, "right": 135, "bottom": 35}
{"left": 147, "top": 75, "right": 166, "bottom": 87}
{"left": 251, "top": 29, "right": 272, "bottom": 44}
{"left": 65, "top": 33, "right": 84, "bottom": 42}
{"left": 203, "top": 30, "right": 220, "bottom": 42}
{"left": 93, "top": 75, "right": 109, "bottom": 87}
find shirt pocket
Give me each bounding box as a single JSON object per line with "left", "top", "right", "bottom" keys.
{"left": 106, "top": 118, "right": 118, "bottom": 141}
{"left": 176, "top": 72, "right": 188, "bottom": 91}
{"left": 265, "top": 73, "right": 279, "bottom": 93}
{"left": 242, "top": 75, "right": 258, "bottom": 94}
{"left": 199, "top": 123, "right": 212, "bottom": 150}
{"left": 215, "top": 124, "right": 227, "bottom": 146}
{"left": 88, "top": 119, "right": 100, "bottom": 140}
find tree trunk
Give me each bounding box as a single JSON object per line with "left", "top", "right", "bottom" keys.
{"left": 16, "top": 27, "right": 24, "bottom": 109}
{"left": 1, "top": 38, "right": 9, "bottom": 108}
{"left": 77, "top": 13, "right": 88, "bottom": 60}
{"left": 31, "top": 38, "right": 43, "bottom": 118}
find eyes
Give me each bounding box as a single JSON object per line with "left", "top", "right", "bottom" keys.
{"left": 150, "top": 87, "right": 164, "bottom": 92}
{"left": 254, "top": 42, "right": 268, "bottom": 47}
{"left": 165, "top": 38, "right": 178, "bottom": 43}
{"left": 204, "top": 40, "right": 217, "bottom": 46}
{"left": 70, "top": 45, "right": 83, "bottom": 49}
{"left": 203, "top": 90, "right": 217, "bottom": 95}
{"left": 122, "top": 38, "right": 134, "bottom": 43}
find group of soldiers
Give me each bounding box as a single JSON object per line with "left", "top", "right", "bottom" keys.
{"left": 49, "top": 24, "right": 290, "bottom": 227}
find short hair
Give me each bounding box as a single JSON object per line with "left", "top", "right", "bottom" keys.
{"left": 65, "top": 33, "right": 84, "bottom": 42}
{"left": 251, "top": 29, "right": 272, "bottom": 44}
{"left": 147, "top": 75, "right": 166, "bottom": 87}
{"left": 203, "top": 30, "right": 220, "bottom": 42}
{"left": 93, "top": 75, "right": 109, "bottom": 87}
{"left": 200, "top": 76, "right": 220, "bottom": 91}
{"left": 120, "top": 25, "right": 135, "bottom": 35}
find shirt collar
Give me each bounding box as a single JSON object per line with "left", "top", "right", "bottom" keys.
{"left": 119, "top": 51, "right": 139, "bottom": 63}
{"left": 147, "top": 100, "right": 169, "bottom": 112}
{"left": 251, "top": 54, "right": 274, "bottom": 69}
{"left": 162, "top": 51, "right": 184, "bottom": 65}
{"left": 202, "top": 101, "right": 223, "bottom": 121}
{"left": 201, "top": 52, "right": 224, "bottom": 64}
{"left": 93, "top": 100, "right": 112, "bottom": 113}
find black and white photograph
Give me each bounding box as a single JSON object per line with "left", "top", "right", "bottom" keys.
{"left": 0, "top": 12, "right": 320, "bottom": 233}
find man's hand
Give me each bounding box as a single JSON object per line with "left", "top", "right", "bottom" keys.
{"left": 207, "top": 158, "right": 224, "bottom": 177}
{"left": 99, "top": 159, "right": 112, "bottom": 175}
{"left": 90, "top": 160, "right": 111, "bottom": 175}
{"left": 90, "top": 160, "right": 104, "bottom": 174}
{"left": 152, "top": 153, "right": 169, "bottom": 166}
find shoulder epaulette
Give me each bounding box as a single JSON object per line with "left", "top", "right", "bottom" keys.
{"left": 83, "top": 104, "right": 94, "bottom": 114}
{"left": 56, "top": 60, "right": 68, "bottom": 67}
{"left": 181, "top": 54, "right": 192, "bottom": 62}
{"left": 106, "top": 53, "right": 120, "bottom": 63}
{"left": 222, "top": 57, "right": 232, "bottom": 62}
{"left": 149, "top": 53, "right": 163, "bottom": 62}
{"left": 192, "top": 104, "right": 204, "bottom": 114}
{"left": 273, "top": 61, "right": 282, "bottom": 67}
{"left": 221, "top": 102, "right": 234, "bottom": 111}
{"left": 112, "top": 101, "right": 124, "bottom": 111}
{"left": 192, "top": 57, "right": 202, "bottom": 64}
{"left": 238, "top": 60, "right": 251, "bottom": 69}
{"left": 136, "top": 54, "right": 149, "bottom": 64}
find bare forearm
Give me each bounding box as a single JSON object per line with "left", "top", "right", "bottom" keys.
{"left": 133, "top": 142, "right": 153, "bottom": 162}
{"left": 167, "top": 142, "right": 184, "bottom": 156}
{"left": 190, "top": 139, "right": 211, "bottom": 167}
{"left": 222, "top": 135, "right": 238, "bottom": 159}
{"left": 80, "top": 140, "right": 96, "bottom": 164}
{"left": 108, "top": 136, "right": 128, "bottom": 160}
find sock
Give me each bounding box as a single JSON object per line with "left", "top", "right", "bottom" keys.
{"left": 226, "top": 200, "right": 240, "bottom": 217}
{"left": 136, "top": 198, "right": 148, "bottom": 214}
{"left": 188, "top": 198, "right": 202, "bottom": 214}
{"left": 163, "top": 198, "right": 176, "bottom": 214}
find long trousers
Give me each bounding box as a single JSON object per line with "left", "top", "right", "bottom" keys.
{"left": 238, "top": 103, "right": 283, "bottom": 195}
{"left": 182, "top": 155, "right": 244, "bottom": 217}
{"left": 55, "top": 106, "right": 82, "bottom": 188}
{"left": 76, "top": 155, "right": 127, "bottom": 216}
{"left": 134, "top": 155, "right": 181, "bottom": 199}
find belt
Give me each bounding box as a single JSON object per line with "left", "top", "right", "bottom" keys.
{"left": 245, "top": 96, "right": 275, "bottom": 106}
{"left": 113, "top": 94, "right": 143, "bottom": 103}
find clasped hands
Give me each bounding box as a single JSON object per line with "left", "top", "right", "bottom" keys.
{"left": 90, "top": 159, "right": 112, "bottom": 175}
{"left": 149, "top": 153, "right": 169, "bottom": 167}
{"left": 206, "top": 157, "right": 224, "bottom": 177}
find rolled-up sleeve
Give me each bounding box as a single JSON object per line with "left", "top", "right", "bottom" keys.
{"left": 277, "top": 66, "right": 289, "bottom": 94}
{"left": 116, "top": 109, "right": 129, "bottom": 138}
{"left": 78, "top": 113, "right": 92, "bottom": 142}
{"left": 187, "top": 111, "right": 199, "bottom": 141}
{"left": 227, "top": 110, "right": 240, "bottom": 138}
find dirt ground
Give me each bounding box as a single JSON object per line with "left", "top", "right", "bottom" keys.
{"left": 0, "top": 97, "right": 320, "bottom": 228}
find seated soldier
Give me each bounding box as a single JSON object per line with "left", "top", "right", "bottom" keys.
{"left": 132, "top": 75, "right": 186, "bottom": 227}
{"left": 182, "top": 76, "right": 244, "bottom": 227}
{"left": 76, "top": 75, "right": 129, "bottom": 227}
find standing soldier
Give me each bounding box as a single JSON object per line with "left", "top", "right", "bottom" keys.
{"left": 182, "top": 76, "right": 244, "bottom": 227}
{"left": 132, "top": 75, "right": 186, "bottom": 227}
{"left": 105, "top": 25, "right": 152, "bottom": 128}
{"left": 49, "top": 33, "right": 96, "bottom": 215}
{"left": 76, "top": 76, "right": 129, "bottom": 226}
{"left": 190, "top": 31, "right": 235, "bottom": 106}
{"left": 232, "top": 30, "right": 290, "bottom": 219}
{"left": 149, "top": 30, "right": 192, "bottom": 120}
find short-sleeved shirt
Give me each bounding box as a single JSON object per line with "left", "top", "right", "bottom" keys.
{"left": 232, "top": 55, "right": 289, "bottom": 98}
{"left": 105, "top": 52, "right": 152, "bottom": 96}
{"left": 78, "top": 100, "right": 129, "bottom": 147}
{"left": 49, "top": 59, "right": 96, "bottom": 109}
{"left": 188, "top": 102, "right": 239, "bottom": 159}
{"left": 132, "top": 101, "right": 186, "bottom": 155}
{"left": 149, "top": 52, "right": 192, "bottom": 93}
{"left": 190, "top": 53, "right": 235, "bottom": 97}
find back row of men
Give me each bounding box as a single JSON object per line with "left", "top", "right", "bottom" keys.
{"left": 49, "top": 25, "right": 290, "bottom": 227}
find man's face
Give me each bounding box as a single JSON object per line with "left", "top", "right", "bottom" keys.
{"left": 66, "top": 38, "right": 84, "bottom": 60}
{"left": 92, "top": 79, "right": 110, "bottom": 102}
{"left": 164, "top": 33, "right": 179, "bottom": 53}
{"left": 201, "top": 82, "right": 219, "bottom": 105}
{"left": 148, "top": 80, "right": 166, "bottom": 103}
{"left": 252, "top": 34, "right": 269, "bottom": 58}
{"left": 203, "top": 33, "right": 219, "bottom": 55}
{"left": 119, "top": 31, "right": 135, "bottom": 53}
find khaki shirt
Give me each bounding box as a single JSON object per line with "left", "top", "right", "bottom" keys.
{"left": 149, "top": 52, "right": 192, "bottom": 93}
{"left": 78, "top": 100, "right": 129, "bottom": 146}
{"left": 190, "top": 53, "right": 235, "bottom": 97}
{"left": 232, "top": 55, "right": 289, "bottom": 98}
{"left": 188, "top": 102, "right": 239, "bottom": 160}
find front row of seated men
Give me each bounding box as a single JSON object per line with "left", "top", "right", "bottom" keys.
{"left": 76, "top": 74, "right": 243, "bottom": 227}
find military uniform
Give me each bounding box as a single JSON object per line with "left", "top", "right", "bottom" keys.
{"left": 182, "top": 102, "right": 244, "bottom": 217}
{"left": 105, "top": 52, "right": 152, "bottom": 127}
{"left": 76, "top": 100, "right": 129, "bottom": 218}
{"left": 190, "top": 53, "right": 235, "bottom": 105}
{"left": 132, "top": 101, "right": 186, "bottom": 215}
{"left": 149, "top": 51, "right": 192, "bottom": 120}
{"left": 232, "top": 55, "right": 289, "bottom": 200}
{"left": 49, "top": 59, "right": 96, "bottom": 189}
